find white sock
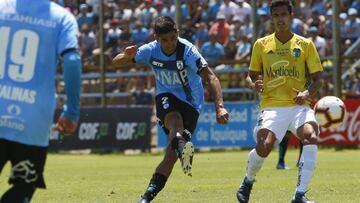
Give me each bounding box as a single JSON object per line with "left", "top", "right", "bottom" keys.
{"left": 245, "top": 149, "right": 265, "bottom": 182}
{"left": 296, "top": 145, "right": 317, "bottom": 193}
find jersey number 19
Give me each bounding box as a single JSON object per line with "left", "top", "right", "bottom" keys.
{"left": 0, "top": 26, "right": 39, "bottom": 82}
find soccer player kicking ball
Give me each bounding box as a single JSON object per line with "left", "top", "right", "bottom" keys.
{"left": 113, "top": 16, "right": 229, "bottom": 203}
{"left": 0, "top": 0, "right": 81, "bottom": 202}
{"left": 236, "top": 1, "right": 323, "bottom": 203}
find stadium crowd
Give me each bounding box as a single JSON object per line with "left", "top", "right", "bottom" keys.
{"left": 54, "top": 0, "right": 360, "bottom": 105}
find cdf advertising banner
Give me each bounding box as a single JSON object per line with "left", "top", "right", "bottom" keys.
{"left": 49, "top": 107, "right": 152, "bottom": 151}
{"left": 157, "top": 102, "right": 259, "bottom": 148}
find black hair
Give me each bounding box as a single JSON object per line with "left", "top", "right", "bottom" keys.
{"left": 154, "top": 16, "right": 177, "bottom": 35}
{"left": 270, "top": 0, "right": 293, "bottom": 14}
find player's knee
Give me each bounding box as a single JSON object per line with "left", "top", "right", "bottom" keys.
{"left": 255, "top": 142, "right": 272, "bottom": 157}
{"left": 302, "top": 136, "right": 317, "bottom": 145}
{"left": 299, "top": 122, "right": 318, "bottom": 144}
{"left": 301, "top": 127, "right": 318, "bottom": 144}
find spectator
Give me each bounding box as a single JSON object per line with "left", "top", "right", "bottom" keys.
{"left": 240, "top": 15, "right": 253, "bottom": 39}
{"left": 218, "top": 0, "right": 238, "bottom": 22}
{"left": 308, "top": 26, "right": 326, "bottom": 58}
{"left": 161, "top": 0, "right": 175, "bottom": 19}
{"left": 85, "top": 0, "right": 100, "bottom": 14}
{"left": 180, "top": 17, "right": 197, "bottom": 43}
{"left": 230, "top": 16, "right": 243, "bottom": 42}
{"left": 113, "top": 0, "right": 133, "bottom": 23}
{"left": 131, "top": 21, "right": 151, "bottom": 46}
{"left": 292, "top": 17, "right": 306, "bottom": 36}
{"left": 343, "top": 74, "right": 360, "bottom": 99}
{"left": 306, "top": 9, "right": 321, "bottom": 27}
{"left": 183, "top": 0, "right": 202, "bottom": 25}
{"left": 256, "top": 9, "right": 269, "bottom": 37}
{"left": 323, "top": 9, "right": 333, "bottom": 39}
{"left": 234, "top": 0, "right": 252, "bottom": 22}
{"left": 311, "top": 0, "right": 326, "bottom": 15}
{"left": 76, "top": 3, "right": 95, "bottom": 28}
{"left": 235, "top": 35, "right": 251, "bottom": 64}
{"left": 135, "top": 0, "right": 158, "bottom": 28}
{"left": 224, "top": 37, "right": 238, "bottom": 60}
{"left": 194, "top": 22, "right": 210, "bottom": 49}
{"left": 208, "top": 0, "right": 222, "bottom": 22}
{"left": 130, "top": 79, "right": 154, "bottom": 105}
{"left": 344, "top": 8, "right": 360, "bottom": 43}
{"left": 200, "top": 33, "right": 225, "bottom": 66}
{"left": 79, "top": 24, "right": 97, "bottom": 62}
{"left": 199, "top": 0, "right": 211, "bottom": 23}
{"left": 351, "top": 0, "right": 360, "bottom": 18}
{"left": 119, "top": 22, "right": 132, "bottom": 43}
{"left": 103, "top": 1, "right": 115, "bottom": 22}
{"left": 106, "top": 19, "right": 122, "bottom": 48}
{"left": 154, "top": 1, "right": 164, "bottom": 18}
{"left": 339, "top": 12, "right": 348, "bottom": 42}
{"left": 209, "top": 13, "right": 230, "bottom": 45}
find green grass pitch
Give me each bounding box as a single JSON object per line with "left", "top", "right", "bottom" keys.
{"left": 1, "top": 149, "right": 360, "bottom": 202}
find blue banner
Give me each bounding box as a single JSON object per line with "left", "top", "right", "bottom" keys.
{"left": 157, "top": 102, "right": 259, "bottom": 148}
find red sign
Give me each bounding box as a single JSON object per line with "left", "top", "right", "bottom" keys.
{"left": 289, "top": 99, "right": 360, "bottom": 146}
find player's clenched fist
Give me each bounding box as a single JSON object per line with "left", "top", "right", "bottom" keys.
{"left": 254, "top": 75, "right": 264, "bottom": 93}
{"left": 216, "top": 107, "right": 229, "bottom": 124}
{"left": 124, "top": 45, "right": 138, "bottom": 59}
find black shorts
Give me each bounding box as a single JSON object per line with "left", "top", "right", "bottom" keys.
{"left": 0, "top": 139, "right": 47, "bottom": 188}
{"left": 156, "top": 93, "right": 199, "bottom": 135}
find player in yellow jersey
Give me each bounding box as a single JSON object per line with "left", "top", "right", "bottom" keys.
{"left": 236, "top": 1, "right": 323, "bottom": 203}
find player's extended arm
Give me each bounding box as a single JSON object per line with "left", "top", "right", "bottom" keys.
{"left": 54, "top": 50, "right": 82, "bottom": 134}
{"left": 200, "top": 67, "right": 229, "bottom": 124}
{"left": 112, "top": 45, "right": 138, "bottom": 67}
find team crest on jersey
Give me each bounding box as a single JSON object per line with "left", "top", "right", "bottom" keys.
{"left": 292, "top": 48, "right": 301, "bottom": 58}
{"left": 176, "top": 60, "right": 183, "bottom": 70}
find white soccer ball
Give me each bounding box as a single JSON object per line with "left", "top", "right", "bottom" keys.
{"left": 314, "top": 96, "right": 346, "bottom": 129}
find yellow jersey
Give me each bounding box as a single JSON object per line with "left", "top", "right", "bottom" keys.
{"left": 249, "top": 33, "right": 323, "bottom": 109}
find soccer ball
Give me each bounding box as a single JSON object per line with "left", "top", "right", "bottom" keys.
{"left": 314, "top": 96, "right": 346, "bottom": 129}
